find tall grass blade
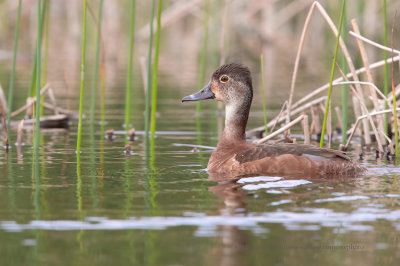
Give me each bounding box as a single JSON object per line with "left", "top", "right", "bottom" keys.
{"left": 144, "top": 0, "right": 156, "bottom": 151}
{"left": 124, "top": 0, "right": 136, "bottom": 129}
{"left": 34, "top": 0, "right": 43, "bottom": 156}
{"left": 320, "top": 0, "right": 346, "bottom": 148}
{"left": 6, "top": 0, "right": 22, "bottom": 133}
{"left": 40, "top": 0, "right": 50, "bottom": 116}
{"left": 90, "top": 0, "right": 104, "bottom": 125}
{"left": 77, "top": 0, "right": 88, "bottom": 152}
{"left": 28, "top": 0, "right": 48, "bottom": 99}
{"left": 196, "top": 0, "right": 210, "bottom": 113}
{"left": 391, "top": 15, "right": 399, "bottom": 157}
{"left": 260, "top": 54, "right": 268, "bottom": 136}
{"left": 150, "top": 0, "right": 162, "bottom": 138}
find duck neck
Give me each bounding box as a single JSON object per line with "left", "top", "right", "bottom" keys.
{"left": 222, "top": 101, "right": 250, "bottom": 143}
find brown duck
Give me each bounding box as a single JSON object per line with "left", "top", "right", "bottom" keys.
{"left": 182, "top": 63, "right": 364, "bottom": 177}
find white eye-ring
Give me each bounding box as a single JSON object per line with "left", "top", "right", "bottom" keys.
{"left": 220, "top": 75, "right": 229, "bottom": 83}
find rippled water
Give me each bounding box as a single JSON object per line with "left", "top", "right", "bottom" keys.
{"left": 1, "top": 85, "right": 400, "bottom": 265}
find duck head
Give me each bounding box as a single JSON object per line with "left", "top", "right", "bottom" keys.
{"left": 182, "top": 63, "right": 253, "bottom": 106}
{"left": 182, "top": 63, "right": 254, "bottom": 140}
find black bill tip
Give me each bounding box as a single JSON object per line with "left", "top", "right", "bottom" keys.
{"left": 182, "top": 83, "right": 215, "bottom": 103}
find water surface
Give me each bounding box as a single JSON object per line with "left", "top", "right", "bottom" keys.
{"left": 1, "top": 84, "right": 400, "bottom": 266}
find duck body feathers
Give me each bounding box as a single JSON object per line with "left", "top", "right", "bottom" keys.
{"left": 208, "top": 142, "right": 364, "bottom": 177}
{"left": 183, "top": 63, "right": 365, "bottom": 178}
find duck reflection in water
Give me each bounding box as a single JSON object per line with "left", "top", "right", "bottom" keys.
{"left": 207, "top": 170, "right": 360, "bottom": 265}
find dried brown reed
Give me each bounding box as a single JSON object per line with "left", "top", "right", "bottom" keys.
{"left": 249, "top": 1, "right": 400, "bottom": 157}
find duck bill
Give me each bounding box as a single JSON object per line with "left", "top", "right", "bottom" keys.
{"left": 182, "top": 83, "right": 215, "bottom": 102}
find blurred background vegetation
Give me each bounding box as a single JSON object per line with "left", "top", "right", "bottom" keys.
{"left": 0, "top": 0, "right": 399, "bottom": 112}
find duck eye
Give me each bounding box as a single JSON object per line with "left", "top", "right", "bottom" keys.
{"left": 220, "top": 75, "right": 229, "bottom": 83}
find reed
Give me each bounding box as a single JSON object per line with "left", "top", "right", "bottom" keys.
{"left": 320, "top": 0, "right": 346, "bottom": 148}
{"left": 40, "top": 0, "right": 50, "bottom": 116}
{"left": 124, "top": 0, "right": 136, "bottom": 129}
{"left": 144, "top": 0, "right": 156, "bottom": 148}
{"left": 383, "top": 0, "right": 389, "bottom": 137}
{"left": 34, "top": 0, "right": 43, "bottom": 155}
{"left": 77, "top": 0, "right": 88, "bottom": 152}
{"left": 100, "top": 62, "right": 106, "bottom": 127}
{"left": 150, "top": 0, "right": 162, "bottom": 138}
{"left": 28, "top": 0, "right": 48, "bottom": 99}
{"left": 90, "top": 0, "right": 104, "bottom": 125}
{"left": 196, "top": 0, "right": 210, "bottom": 113}
{"left": 341, "top": 2, "right": 348, "bottom": 144}
{"left": 286, "top": 2, "right": 372, "bottom": 146}
{"left": 0, "top": 102, "right": 8, "bottom": 148}
{"left": 391, "top": 19, "right": 399, "bottom": 157}
{"left": 6, "top": 0, "right": 22, "bottom": 133}
{"left": 260, "top": 54, "right": 268, "bottom": 136}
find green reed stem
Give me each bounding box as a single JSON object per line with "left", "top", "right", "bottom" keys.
{"left": 391, "top": 22, "right": 399, "bottom": 157}
{"left": 383, "top": 0, "right": 389, "bottom": 137}
{"left": 77, "top": 0, "right": 88, "bottom": 152}
{"left": 41, "top": 1, "right": 50, "bottom": 87}
{"left": 6, "top": 0, "right": 22, "bottom": 132}
{"left": 76, "top": 152, "right": 83, "bottom": 217}
{"left": 341, "top": 3, "right": 348, "bottom": 144}
{"left": 391, "top": 71, "right": 399, "bottom": 157}
{"left": 320, "top": 0, "right": 346, "bottom": 148}
{"left": 144, "top": 0, "right": 156, "bottom": 149}
{"left": 124, "top": 0, "right": 136, "bottom": 129}
{"left": 34, "top": 0, "right": 43, "bottom": 157}
{"left": 28, "top": 0, "right": 47, "bottom": 99}
{"left": 150, "top": 0, "right": 162, "bottom": 138}
{"left": 100, "top": 64, "right": 106, "bottom": 126}
{"left": 90, "top": 0, "right": 104, "bottom": 125}
{"left": 196, "top": 0, "right": 210, "bottom": 113}
{"left": 40, "top": 0, "right": 50, "bottom": 116}
{"left": 260, "top": 54, "right": 268, "bottom": 136}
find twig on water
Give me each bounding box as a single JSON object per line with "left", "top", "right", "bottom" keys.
{"left": 11, "top": 84, "right": 51, "bottom": 118}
